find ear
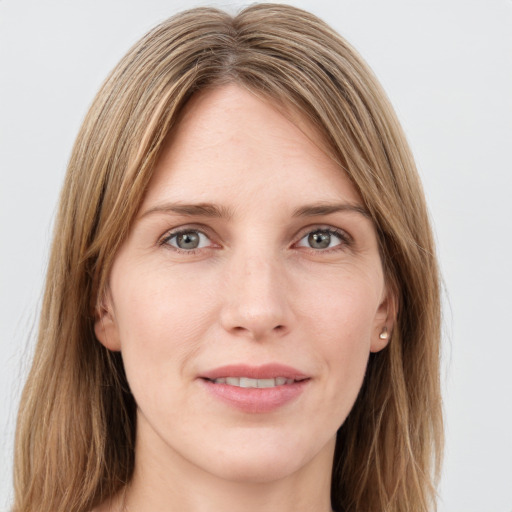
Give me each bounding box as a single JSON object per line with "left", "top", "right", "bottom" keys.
{"left": 94, "top": 289, "right": 121, "bottom": 352}
{"left": 370, "top": 283, "right": 398, "bottom": 353}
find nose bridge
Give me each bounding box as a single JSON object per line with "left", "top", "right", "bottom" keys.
{"left": 220, "top": 243, "right": 291, "bottom": 340}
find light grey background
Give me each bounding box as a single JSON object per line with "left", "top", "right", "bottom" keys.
{"left": 1, "top": 1, "right": 511, "bottom": 510}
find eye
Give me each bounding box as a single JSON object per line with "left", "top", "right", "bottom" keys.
{"left": 163, "top": 229, "right": 212, "bottom": 251}
{"left": 296, "top": 228, "right": 347, "bottom": 250}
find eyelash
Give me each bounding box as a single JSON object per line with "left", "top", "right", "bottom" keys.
{"left": 159, "top": 225, "right": 352, "bottom": 255}
{"left": 296, "top": 227, "right": 352, "bottom": 253}
{"left": 159, "top": 227, "right": 215, "bottom": 255}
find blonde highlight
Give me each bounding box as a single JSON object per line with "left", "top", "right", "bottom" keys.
{"left": 14, "top": 5, "right": 442, "bottom": 511}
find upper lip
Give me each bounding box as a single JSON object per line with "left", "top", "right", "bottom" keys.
{"left": 200, "top": 364, "right": 309, "bottom": 381}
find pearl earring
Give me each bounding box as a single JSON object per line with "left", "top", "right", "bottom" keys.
{"left": 379, "top": 327, "right": 389, "bottom": 340}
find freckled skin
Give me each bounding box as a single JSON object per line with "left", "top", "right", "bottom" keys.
{"left": 95, "top": 85, "right": 391, "bottom": 512}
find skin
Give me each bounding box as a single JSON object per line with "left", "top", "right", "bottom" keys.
{"left": 95, "top": 84, "right": 393, "bottom": 512}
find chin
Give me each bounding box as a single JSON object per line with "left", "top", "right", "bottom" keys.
{"left": 206, "top": 453, "right": 307, "bottom": 484}
{"left": 195, "top": 428, "right": 335, "bottom": 484}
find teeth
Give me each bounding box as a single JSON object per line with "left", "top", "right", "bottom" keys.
{"left": 211, "top": 377, "right": 296, "bottom": 388}
{"left": 257, "top": 378, "right": 276, "bottom": 388}
{"left": 240, "top": 377, "right": 258, "bottom": 388}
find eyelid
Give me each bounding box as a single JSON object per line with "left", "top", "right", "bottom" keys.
{"left": 293, "top": 225, "right": 353, "bottom": 250}
{"left": 159, "top": 225, "right": 218, "bottom": 251}
{"left": 157, "top": 223, "right": 353, "bottom": 253}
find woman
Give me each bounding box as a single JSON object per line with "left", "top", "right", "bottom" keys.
{"left": 13, "top": 4, "right": 443, "bottom": 512}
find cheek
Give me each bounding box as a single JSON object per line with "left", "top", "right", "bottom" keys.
{"left": 300, "top": 269, "right": 380, "bottom": 346}
{"left": 111, "top": 267, "right": 216, "bottom": 394}
{"left": 297, "top": 271, "right": 380, "bottom": 413}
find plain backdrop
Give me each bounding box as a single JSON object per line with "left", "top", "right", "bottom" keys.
{"left": 1, "top": 0, "right": 511, "bottom": 510}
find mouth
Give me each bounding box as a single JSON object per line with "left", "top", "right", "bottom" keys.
{"left": 200, "top": 363, "right": 309, "bottom": 384}
{"left": 205, "top": 376, "right": 302, "bottom": 388}
{"left": 199, "top": 364, "right": 310, "bottom": 413}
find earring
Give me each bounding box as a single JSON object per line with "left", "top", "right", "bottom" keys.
{"left": 379, "top": 327, "right": 389, "bottom": 340}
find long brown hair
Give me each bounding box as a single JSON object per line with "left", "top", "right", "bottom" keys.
{"left": 13, "top": 4, "right": 442, "bottom": 511}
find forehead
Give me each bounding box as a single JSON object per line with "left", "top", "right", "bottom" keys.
{"left": 143, "top": 84, "right": 362, "bottom": 211}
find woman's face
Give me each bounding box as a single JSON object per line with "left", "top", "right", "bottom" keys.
{"left": 96, "top": 85, "right": 391, "bottom": 485}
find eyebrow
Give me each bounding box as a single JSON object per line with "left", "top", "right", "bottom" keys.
{"left": 139, "top": 201, "right": 369, "bottom": 220}
{"left": 139, "top": 202, "right": 234, "bottom": 220}
{"left": 292, "top": 202, "right": 370, "bottom": 218}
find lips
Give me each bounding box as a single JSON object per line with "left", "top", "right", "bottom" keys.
{"left": 209, "top": 376, "right": 295, "bottom": 387}
{"left": 200, "top": 363, "right": 309, "bottom": 381}
{"left": 199, "top": 364, "right": 310, "bottom": 413}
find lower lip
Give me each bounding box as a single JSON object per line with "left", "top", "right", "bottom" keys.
{"left": 200, "top": 379, "right": 309, "bottom": 413}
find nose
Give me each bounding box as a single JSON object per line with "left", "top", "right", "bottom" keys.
{"left": 219, "top": 249, "right": 293, "bottom": 341}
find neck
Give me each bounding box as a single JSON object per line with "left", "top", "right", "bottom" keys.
{"left": 120, "top": 416, "right": 335, "bottom": 512}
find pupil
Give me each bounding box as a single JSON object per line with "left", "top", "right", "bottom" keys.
{"left": 308, "top": 231, "right": 330, "bottom": 249}
{"left": 177, "top": 232, "right": 199, "bottom": 249}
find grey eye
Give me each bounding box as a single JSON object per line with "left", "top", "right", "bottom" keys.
{"left": 177, "top": 232, "right": 200, "bottom": 249}
{"left": 308, "top": 231, "right": 331, "bottom": 249}
{"left": 166, "top": 230, "right": 211, "bottom": 250}
{"left": 297, "top": 229, "right": 343, "bottom": 250}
